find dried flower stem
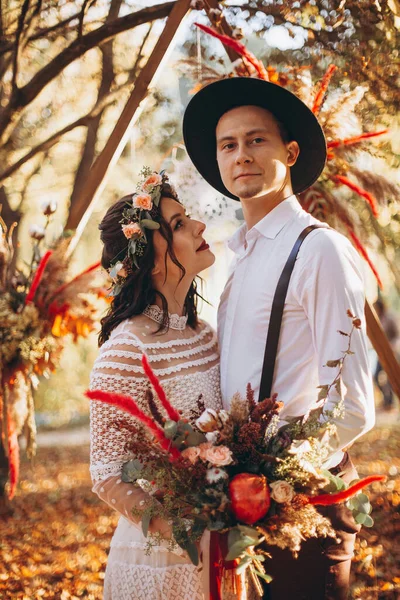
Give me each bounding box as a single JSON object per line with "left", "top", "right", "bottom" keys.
{"left": 85, "top": 389, "right": 181, "bottom": 461}
{"left": 141, "top": 354, "right": 180, "bottom": 422}
{"left": 347, "top": 229, "right": 383, "bottom": 289}
{"left": 25, "top": 250, "right": 53, "bottom": 304}
{"left": 49, "top": 261, "right": 101, "bottom": 300}
{"left": 312, "top": 64, "right": 337, "bottom": 115}
{"left": 308, "top": 475, "right": 386, "bottom": 505}
{"left": 333, "top": 175, "right": 378, "bottom": 217}
{"left": 195, "top": 23, "right": 269, "bottom": 80}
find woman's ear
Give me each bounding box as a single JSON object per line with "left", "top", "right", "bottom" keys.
{"left": 152, "top": 263, "right": 161, "bottom": 276}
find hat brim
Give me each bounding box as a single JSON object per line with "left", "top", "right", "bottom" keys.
{"left": 183, "top": 77, "right": 327, "bottom": 199}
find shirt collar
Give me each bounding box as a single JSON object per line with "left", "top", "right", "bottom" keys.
{"left": 228, "top": 195, "right": 302, "bottom": 254}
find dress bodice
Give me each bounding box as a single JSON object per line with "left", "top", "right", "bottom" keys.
{"left": 89, "top": 316, "right": 222, "bottom": 482}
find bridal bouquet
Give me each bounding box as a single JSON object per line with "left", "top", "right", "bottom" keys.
{"left": 86, "top": 312, "right": 384, "bottom": 596}
{"left": 0, "top": 204, "right": 106, "bottom": 499}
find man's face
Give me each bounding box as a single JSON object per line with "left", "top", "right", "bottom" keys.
{"left": 216, "top": 105, "right": 299, "bottom": 200}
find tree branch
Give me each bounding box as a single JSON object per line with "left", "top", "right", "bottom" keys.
{"left": 11, "top": 0, "right": 30, "bottom": 92}
{"left": 17, "top": 1, "right": 175, "bottom": 108}
{"left": 0, "top": 93, "right": 121, "bottom": 184}
{"left": 78, "top": 0, "right": 97, "bottom": 39}
{"left": 0, "top": 1, "right": 175, "bottom": 145}
{"left": 69, "top": 0, "right": 121, "bottom": 214}
{"left": 0, "top": 12, "right": 83, "bottom": 56}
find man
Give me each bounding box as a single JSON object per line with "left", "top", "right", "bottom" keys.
{"left": 183, "top": 77, "right": 375, "bottom": 599}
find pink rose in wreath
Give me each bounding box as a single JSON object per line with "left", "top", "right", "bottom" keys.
{"left": 142, "top": 173, "right": 162, "bottom": 192}
{"left": 122, "top": 222, "right": 142, "bottom": 239}
{"left": 133, "top": 193, "right": 153, "bottom": 211}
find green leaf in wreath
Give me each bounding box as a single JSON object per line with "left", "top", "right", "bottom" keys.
{"left": 140, "top": 219, "right": 160, "bottom": 230}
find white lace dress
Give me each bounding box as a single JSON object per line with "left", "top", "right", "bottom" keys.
{"left": 89, "top": 309, "right": 222, "bottom": 600}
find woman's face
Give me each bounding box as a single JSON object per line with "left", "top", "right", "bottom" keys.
{"left": 152, "top": 197, "right": 215, "bottom": 282}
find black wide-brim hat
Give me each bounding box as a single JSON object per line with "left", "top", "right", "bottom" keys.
{"left": 183, "top": 77, "right": 327, "bottom": 199}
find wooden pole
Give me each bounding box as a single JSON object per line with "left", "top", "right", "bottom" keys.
{"left": 365, "top": 300, "right": 400, "bottom": 399}
{"left": 67, "top": 0, "right": 192, "bottom": 256}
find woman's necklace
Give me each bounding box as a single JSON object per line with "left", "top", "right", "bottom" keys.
{"left": 142, "top": 304, "right": 188, "bottom": 331}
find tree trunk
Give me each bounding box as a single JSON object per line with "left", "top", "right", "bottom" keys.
{"left": 66, "top": 0, "right": 122, "bottom": 231}
{"left": 0, "top": 186, "right": 21, "bottom": 274}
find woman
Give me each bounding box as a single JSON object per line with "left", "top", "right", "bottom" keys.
{"left": 89, "top": 170, "right": 221, "bottom": 599}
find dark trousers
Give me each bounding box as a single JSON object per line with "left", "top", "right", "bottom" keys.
{"left": 262, "top": 453, "right": 360, "bottom": 600}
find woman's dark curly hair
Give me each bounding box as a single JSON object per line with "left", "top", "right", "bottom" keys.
{"left": 98, "top": 180, "right": 201, "bottom": 346}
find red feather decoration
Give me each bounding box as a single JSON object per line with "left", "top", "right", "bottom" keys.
{"left": 85, "top": 389, "right": 181, "bottom": 461}
{"left": 347, "top": 229, "right": 383, "bottom": 289}
{"left": 25, "top": 250, "right": 53, "bottom": 304}
{"left": 195, "top": 23, "right": 270, "bottom": 81}
{"left": 50, "top": 261, "right": 101, "bottom": 300}
{"left": 141, "top": 354, "right": 181, "bottom": 422}
{"left": 308, "top": 475, "right": 386, "bottom": 506}
{"left": 312, "top": 64, "right": 337, "bottom": 115}
{"left": 334, "top": 175, "right": 378, "bottom": 217}
{"left": 7, "top": 416, "right": 19, "bottom": 500}
{"left": 327, "top": 130, "right": 388, "bottom": 150}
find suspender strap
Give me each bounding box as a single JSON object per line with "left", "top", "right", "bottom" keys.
{"left": 258, "top": 224, "right": 326, "bottom": 402}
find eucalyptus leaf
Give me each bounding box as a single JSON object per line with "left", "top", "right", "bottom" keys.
{"left": 236, "top": 556, "right": 253, "bottom": 574}
{"left": 141, "top": 219, "right": 160, "bottom": 230}
{"left": 141, "top": 512, "right": 151, "bottom": 537}
{"left": 186, "top": 430, "right": 207, "bottom": 446}
{"left": 185, "top": 541, "right": 199, "bottom": 566}
{"left": 164, "top": 420, "right": 178, "bottom": 439}
{"left": 363, "top": 514, "right": 374, "bottom": 527}
{"left": 253, "top": 570, "right": 272, "bottom": 583}
{"left": 237, "top": 525, "right": 260, "bottom": 542}
{"left": 226, "top": 526, "right": 260, "bottom": 561}
{"left": 358, "top": 502, "right": 372, "bottom": 515}
{"left": 121, "top": 459, "right": 143, "bottom": 483}
{"left": 226, "top": 540, "right": 252, "bottom": 561}
{"left": 153, "top": 190, "right": 161, "bottom": 207}
{"left": 355, "top": 512, "right": 367, "bottom": 525}
{"left": 357, "top": 493, "right": 369, "bottom": 504}
{"left": 109, "top": 265, "right": 119, "bottom": 279}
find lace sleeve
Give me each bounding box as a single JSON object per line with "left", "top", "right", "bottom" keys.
{"left": 89, "top": 324, "right": 150, "bottom": 483}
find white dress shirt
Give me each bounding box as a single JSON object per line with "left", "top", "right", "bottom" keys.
{"left": 218, "top": 195, "right": 375, "bottom": 468}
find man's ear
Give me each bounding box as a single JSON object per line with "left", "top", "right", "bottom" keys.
{"left": 287, "top": 141, "right": 300, "bottom": 167}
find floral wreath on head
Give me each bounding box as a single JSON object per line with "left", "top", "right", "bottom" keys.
{"left": 107, "top": 167, "right": 170, "bottom": 297}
